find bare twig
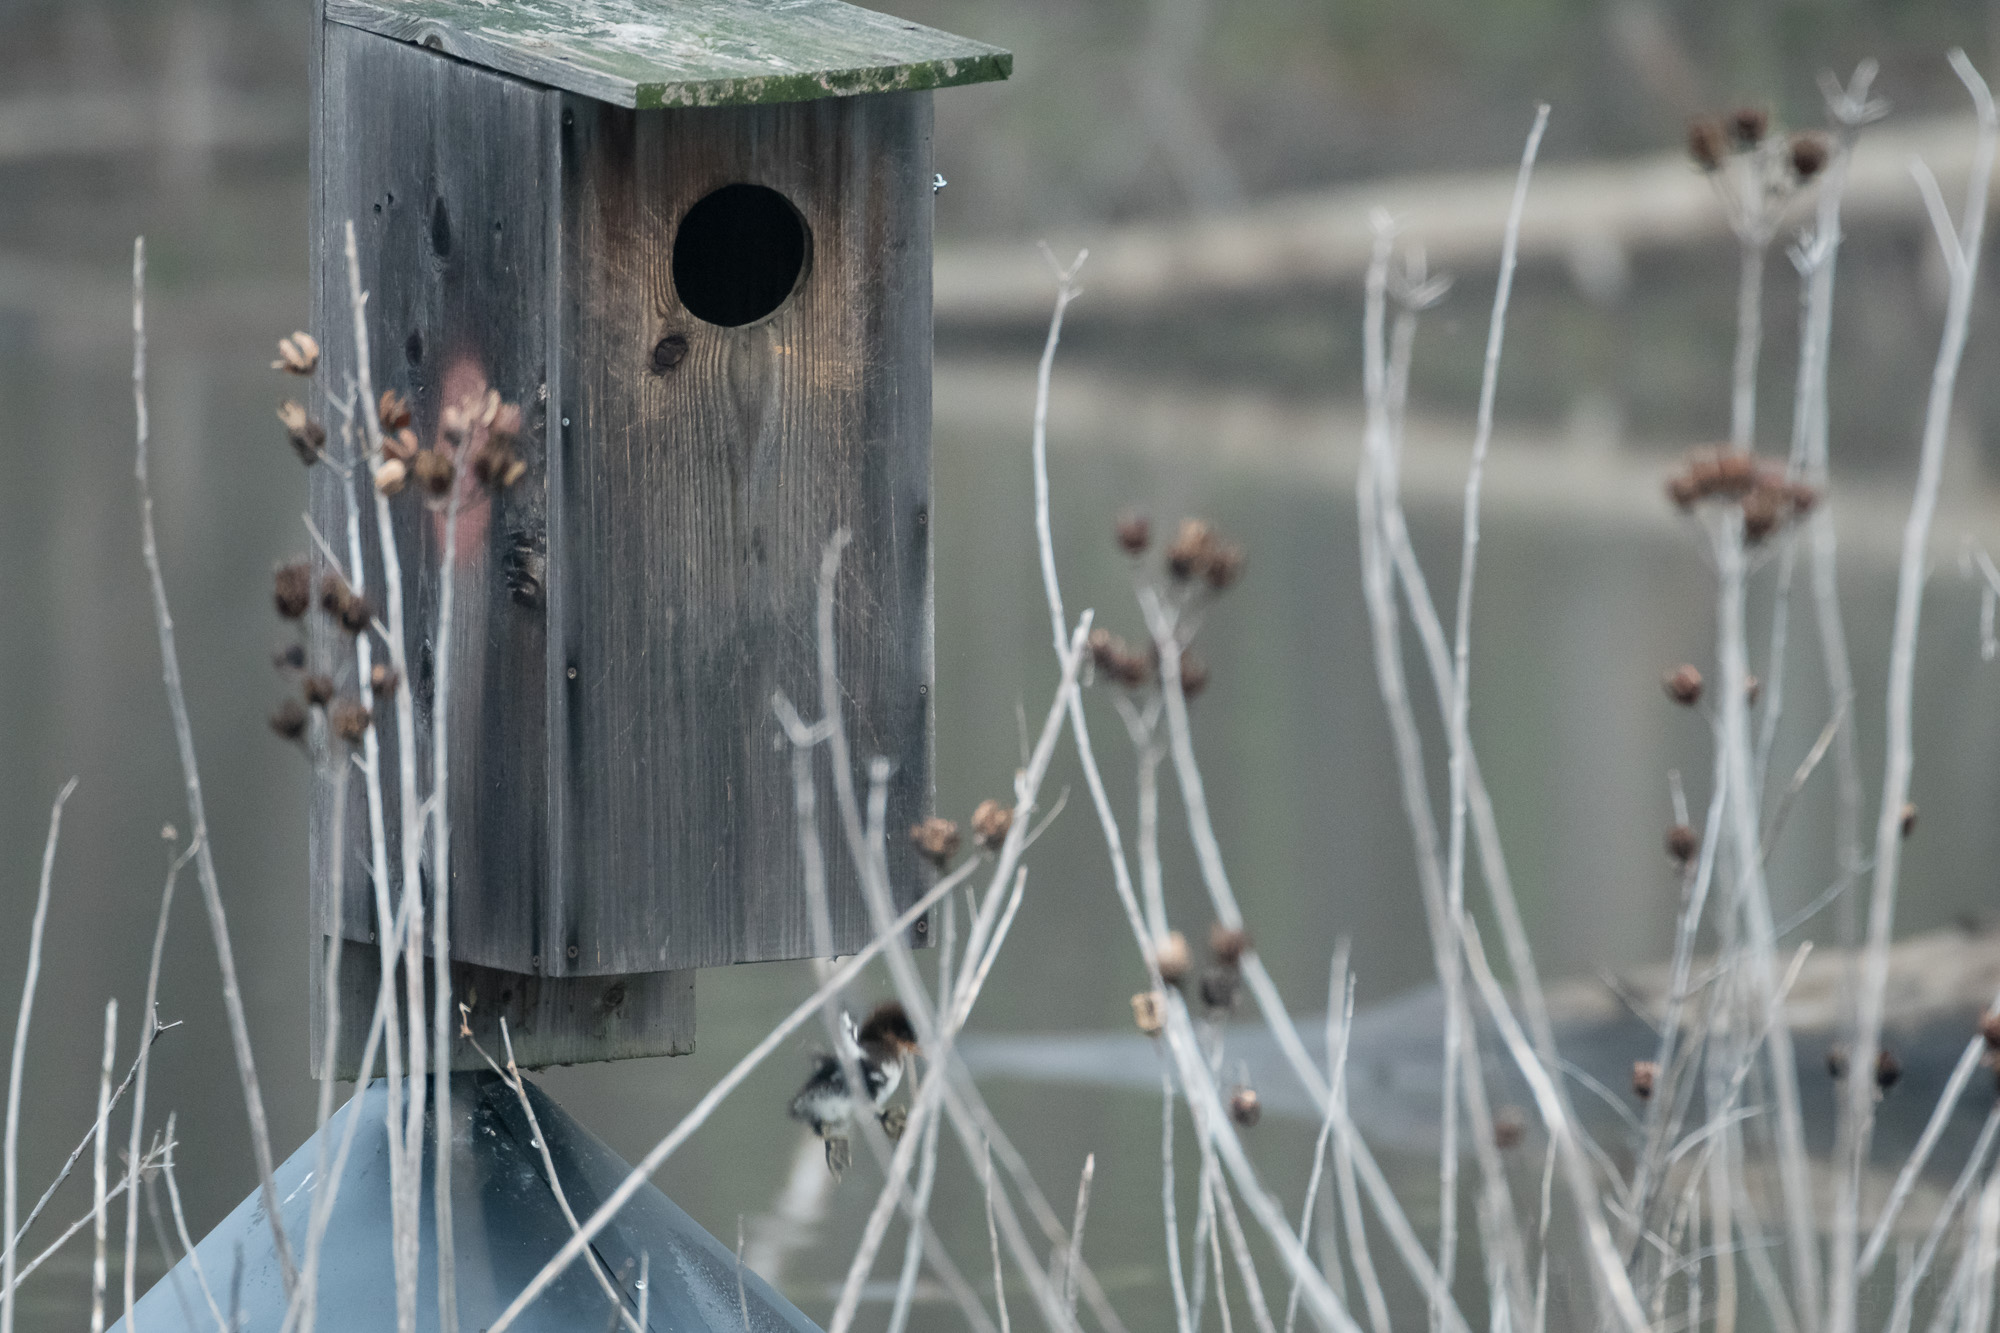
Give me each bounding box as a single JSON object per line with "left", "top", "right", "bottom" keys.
{"left": 126, "top": 838, "right": 196, "bottom": 1328}
{"left": 90, "top": 999, "right": 117, "bottom": 1333}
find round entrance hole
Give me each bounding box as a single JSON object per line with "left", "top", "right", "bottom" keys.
{"left": 671, "top": 183, "right": 810, "bottom": 327}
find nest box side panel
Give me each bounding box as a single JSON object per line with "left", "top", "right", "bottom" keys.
{"left": 551, "top": 92, "right": 936, "bottom": 974}
{"left": 312, "top": 23, "right": 557, "bottom": 977}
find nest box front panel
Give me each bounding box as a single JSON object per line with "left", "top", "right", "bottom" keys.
{"left": 551, "top": 91, "right": 936, "bottom": 975}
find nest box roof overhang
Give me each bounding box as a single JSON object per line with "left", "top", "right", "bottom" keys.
{"left": 326, "top": 0, "right": 1012, "bottom": 109}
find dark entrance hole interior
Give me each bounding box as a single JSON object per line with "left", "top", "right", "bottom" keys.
{"left": 671, "top": 183, "right": 809, "bottom": 327}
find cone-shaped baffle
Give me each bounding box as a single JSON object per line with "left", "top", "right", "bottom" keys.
{"left": 114, "top": 1071, "right": 821, "bottom": 1331}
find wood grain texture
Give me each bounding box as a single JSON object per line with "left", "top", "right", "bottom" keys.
{"left": 552, "top": 91, "right": 936, "bottom": 973}
{"left": 319, "top": 938, "right": 695, "bottom": 1078}
{"left": 325, "top": 0, "right": 1008, "bottom": 109}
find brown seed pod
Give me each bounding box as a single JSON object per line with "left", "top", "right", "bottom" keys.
{"left": 274, "top": 562, "right": 312, "bottom": 620}
{"left": 1199, "top": 965, "right": 1240, "bottom": 1012}
{"left": 272, "top": 332, "right": 320, "bottom": 376}
{"left": 1744, "top": 674, "right": 1762, "bottom": 706}
{"left": 411, "top": 449, "right": 456, "bottom": 499}
{"left": 1876, "top": 1047, "right": 1903, "bottom": 1092}
{"left": 383, "top": 427, "right": 420, "bottom": 464}
{"left": 320, "top": 573, "right": 354, "bottom": 617}
{"left": 1667, "top": 471, "right": 1702, "bottom": 511}
{"left": 1166, "top": 519, "right": 1214, "bottom": 581}
{"left": 1789, "top": 131, "right": 1830, "bottom": 181}
{"left": 302, "top": 674, "right": 335, "bottom": 708}
{"left": 1827, "top": 1045, "right": 1850, "bottom": 1080}
{"left": 1131, "top": 990, "right": 1166, "bottom": 1037}
{"left": 373, "top": 459, "right": 408, "bottom": 496}
{"left": 1228, "top": 1086, "right": 1262, "bottom": 1128}
{"left": 1666, "top": 823, "right": 1699, "bottom": 866}
{"left": 378, "top": 389, "right": 413, "bottom": 433}
{"left": 1494, "top": 1106, "right": 1527, "bottom": 1150}
{"left": 1204, "top": 543, "right": 1245, "bottom": 591}
{"left": 473, "top": 443, "right": 528, "bottom": 489}
{"left": 1087, "top": 628, "right": 1150, "bottom": 688}
{"left": 970, "top": 798, "right": 1013, "bottom": 850}
{"left": 1728, "top": 105, "right": 1769, "bottom": 148}
{"left": 1632, "top": 1060, "right": 1659, "bottom": 1101}
{"left": 1209, "top": 923, "right": 1251, "bottom": 966}
{"left": 370, "top": 663, "right": 399, "bottom": 699}
{"left": 1154, "top": 931, "right": 1192, "bottom": 986}
{"left": 1115, "top": 510, "right": 1151, "bottom": 555}
{"left": 1687, "top": 117, "right": 1728, "bottom": 172}
{"left": 277, "top": 400, "right": 326, "bottom": 466}
{"left": 1178, "top": 653, "right": 1210, "bottom": 699}
{"left": 1980, "top": 1012, "right": 2000, "bottom": 1051}
{"left": 909, "top": 816, "right": 961, "bottom": 868}
{"left": 272, "top": 642, "right": 306, "bottom": 671}
{"left": 338, "top": 592, "right": 372, "bottom": 634}
{"left": 1663, "top": 664, "right": 1704, "bottom": 706}
{"left": 330, "top": 698, "right": 372, "bottom": 745}
{"left": 1788, "top": 482, "right": 1821, "bottom": 516}
{"left": 269, "top": 698, "right": 308, "bottom": 742}
{"left": 1901, "top": 802, "right": 1918, "bottom": 838}
{"left": 1713, "top": 450, "right": 1757, "bottom": 496}
{"left": 1742, "top": 487, "right": 1783, "bottom": 544}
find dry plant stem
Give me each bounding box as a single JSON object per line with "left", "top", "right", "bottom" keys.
{"left": 1328, "top": 993, "right": 1388, "bottom": 1333}
{"left": 0, "top": 779, "right": 73, "bottom": 1333}
{"left": 1162, "top": 1064, "right": 1195, "bottom": 1333}
{"left": 342, "top": 219, "right": 427, "bottom": 1333}
{"left": 985, "top": 1148, "right": 1012, "bottom": 1333}
{"left": 1286, "top": 969, "right": 1353, "bottom": 1333}
{"left": 160, "top": 1120, "right": 226, "bottom": 1333}
{"left": 1032, "top": 248, "right": 1087, "bottom": 651}
{"left": 1713, "top": 515, "right": 1821, "bottom": 1328}
{"left": 1883, "top": 1104, "right": 2000, "bottom": 1330}
{"left": 1210, "top": 1159, "right": 1276, "bottom": 1333}
{"left": 1062, "top": 1155, "right": 1095, "bottom": 1321}
{"left": 5, "top": 1170, "right": 148, "bottom": 1298}
{"left": 125, "top": 836, "right": 191, "bottom": 1320}
{"left": 431, "top": 475, "right": 466, "bottom": 1333}
{"left": 1461, "top": 921, "right": 1649, "bottom": 1332}
{"left": 132, "top": 236, "right": 295, "bottom": 1294}
{"left": 1436, "top": 103, "right": 1546, "bottom": 1312}
{"left": 125, "top": 842, "right": 191, "bottom": 1330}
{"left": 1859, "top": 1028, "right": 2000, "bottom": 1276}
{"left": 90, "top": 1000, "right": 116, "bottom": 1333}
{"left": 883, "top": 902, "right": 960, "bottom": 1333}
{"left": 484, "top": 866, "right": 978, "bottom": 1332}
{"left": 1731, "top": 231, "right": 1766, "bottom": 451}
{"left": 1830, "top": 51, "right": 1998, "bottom": 1333}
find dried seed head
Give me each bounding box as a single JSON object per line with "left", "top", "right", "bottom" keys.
{"left": 1154, "top": 930, "right": 1193, "bottom": 986}
{"left": 1494, "top": 1106, "right": 1526, "bottom": 1150}
{"left": 1666, "top": 822, "right": 1699, "bottom": 866}
{"left": 373, "top": 458, "right": 408, "bottom": 496}
{"left": 1199, "top": 965, "right": 1240, "bottom": 1012}
{"left": 269, "top": 698, "right": 308, "bottom": 742}
{"left": 273, "top": 562, "right": 312, "bottom": 620}
{"left": 1713, "top": 450, "right": 1757, "bottom": 495}
{"left": 1632, "top": 1060, "right": 1659, "bottom": 1100}
{"left": 970, "top": 798, "right": 1013, "bottom": 850}
{"left": 319, "top": 573, "right": 370, "bottom": 634}
{"left": 320, "top": 573, "right": 352, "bottom": 617}
{"left": 1228, "top": 1086, "right": 1262, "bottom": 1127}
{"left": 909, "top": 816, "right": 961, "bottom": 868}
{"left": 1744, "top": 674, "right": 1762, "bottom": 706}
{"left": 1788, "top": 481, "right": 1821, "bottom": 516}
{"left": 277, "top": 400, "right": 326, "bottom": 466}
{"left": 330, "top": 698, "right": 372, "bottom": 745}
{"left": 383, "top": 427, "right": 420, "bottom": 463}
{"left": 411, "top": 449, "right": 455, "bottom": 499}
{"left": 1167, "top": 519, "right": 1214, "bottom": 581}
{"left": 370, "top": 663, "right": 398, "bottom": 698}
{"left": 1209, "top": 923, "right": 1251, "bottom": 966}
{"left": 1789, "top": 131, "right": 1830, "bottom": 181}
{"left": 378, "top": 389, "right": 413, "bottom": 433}
{"left": 1729, "top": 105, "right": 1769, "bottom": 148}
{"left": 302, "top": 673, "right": 335, "bottom": 708}
{"left": 272, "top": 331, "right": 320, "bottom": 376}
{"left": 1087, "top": 628, "right": 1150, "bottom": 688}
{"left": 1178, "top": 653, "right": 1210, "bottom": 699}
{"left": 1901, "top": 801, "right": 1918, "bottom": 838}
{"left": 473, "top": 439, "right": 527, "bottom": 488}
{"left": 1667, "top": 471, "right": 1702, "bottom": 511}
{"left": 1742, "top": 486, "right": 1783, "bottom": 544}
{"left": 1204, "top": 542, "right": 1246, "bottom": 591}
{"left": 491, "top": 401, "right": 523, "bottom": 440}
{"left": 272, "top": 642, "right": 306, "bottom": 671}
{"left": 1687, "top": 117, "right": 1728, "bottom": 171}
{"left": 1827, "top": 1045, "right": 1850, "bottom": 1080}
{"left": 1115, "top": 510, "right": 1151, "bottom": 555}
{"left": 1875, "top": 1047, "right": 1903, "bottom": 1091}
{"left": 1131, "top": 990, "right": 1166, "bottom": 1036}
{"left": 1982, "top": 1013, "right": 2000, "bottom": 1051}
{"left": 1663, "top": 664, "right": 1704, "bottom": 706}
{"left": 440, "top": 398, "right": 473, "bottom": 444}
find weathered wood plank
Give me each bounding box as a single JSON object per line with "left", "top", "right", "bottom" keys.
{"left": 326, "top": 0, "right": 1009, "bottom": 110}
{"left": 552, "top": 91, "right": 936, "bottom": 973}
{"left": 317, "top": 938, "right": 695, "bottom": 1077}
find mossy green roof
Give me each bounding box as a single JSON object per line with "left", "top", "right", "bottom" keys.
{"left": 326, "top": 0, "right": 1011, "bottom": 109}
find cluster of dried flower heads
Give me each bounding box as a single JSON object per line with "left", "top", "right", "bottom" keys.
{"left": 908, "top": 797, "right": 1016, "bottom": 872}
{"left": 1686, "top": 106, "right": 1829, "bottom": 183}
{"left": 268, "top": 557, "right": 377, "bottom": 749}
{"left": 1132, "top": 922, "right": 1263, "bottom": 1122}
{"left": 1088, "top": 513, "right": 1245, "bottom": 698}
{"left": 1665, "top": 446, "right": 1819, "bottom": 543}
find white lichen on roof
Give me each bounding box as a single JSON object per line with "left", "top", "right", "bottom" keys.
{"left": 327, "top": 0, "right": 1010, "bottom": 108}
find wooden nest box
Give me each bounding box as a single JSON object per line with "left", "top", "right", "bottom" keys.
{"left": 306, "top": 0, "right": 1009, "bottom": 1076}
